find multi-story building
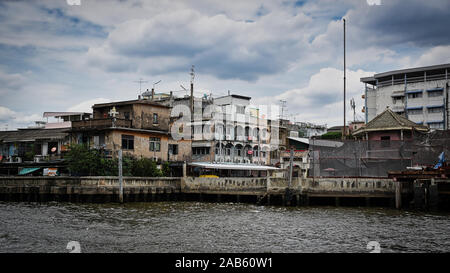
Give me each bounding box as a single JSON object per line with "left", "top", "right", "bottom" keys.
{"left": 70, "top": 99, "right": 192, "bottom": 163}
{"left": 151, "top": 88, "right": 279, "bottom": 166}
{"left": 361, "top": 63, "right": 450, "bottom": 130}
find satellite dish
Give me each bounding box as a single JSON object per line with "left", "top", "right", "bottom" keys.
{"left": 51, "top": 147, "right": 57, "bottom": 153}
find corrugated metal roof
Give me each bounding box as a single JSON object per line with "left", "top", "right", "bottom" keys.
{"left": 0, "top": 128, "right": 69, "bottom": 143}
{"left": 288, "top": 137, "right": 344, "bottom": 148}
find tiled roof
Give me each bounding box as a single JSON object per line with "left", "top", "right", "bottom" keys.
{"left": 353, "top": 108, "right": 428, "bottom": 135}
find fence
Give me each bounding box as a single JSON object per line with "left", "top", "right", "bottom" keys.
{"left": 309, "top": 131, "right": 450, "bottom": 178}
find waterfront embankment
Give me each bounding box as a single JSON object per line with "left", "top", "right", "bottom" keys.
{"left": 1, "top": 175, "right": 448, "bottom": 209}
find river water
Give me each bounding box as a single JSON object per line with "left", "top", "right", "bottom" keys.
{"left": 0, "top": 201, "right": 449, "bottom": 253}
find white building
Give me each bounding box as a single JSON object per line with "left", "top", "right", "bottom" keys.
{"left": 361, "top": 63, "right": 450, "bottom": 130}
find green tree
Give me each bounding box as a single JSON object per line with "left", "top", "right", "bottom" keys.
{"left": 131, "top": 157, "right": 162, "bottom": 177}
{"left": 65, "top": 144, "right": 101, "bottom": 176}
{"left": 161, "top": 161, "right": 171, "bottom": 177}
{"left": 320, "top": 132, "right": 342, "bottom": 140}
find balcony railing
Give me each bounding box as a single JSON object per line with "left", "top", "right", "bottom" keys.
{"left": 72, "top": 118, "right": 132, "bottom": 130}
{"left": 377, "top": 73, "right": 448, "bottom": 88}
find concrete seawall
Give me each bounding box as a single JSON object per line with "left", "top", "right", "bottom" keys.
{"left": 0, "top": 176, "right": 436, "bottom": 208}
{"left": 0, "top": 176, "right": 181, "bottom": 202}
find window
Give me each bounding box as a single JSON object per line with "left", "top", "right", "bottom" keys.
{"left": 428, "top": 90, "right": 443, "bottom": 97}
{"left": 407, "top": 108, "right": 422, "bottom": 115}
{"left": 153, "top": 113, "right": 158, "bottom": 124}
{"left": 236, "top": 105, "right": 245, "bottom": 114}
{"left": 193, "top": 147, "right": 210, "bottom": 155}
{"left": 392, "top": 97, "right": 404, "bottom": 104}
{"left": 149, "top": 137, "right": 160, "bottom": 152}
{"left": 428, "top": 107, "right": 443, "bottom": 114}
{"left": 381, "top": 136, "right": 390, "bottom": 148}
{"left": 428, "top": 122, "right": 444, "bottom": 129}
{"left": 407, "top": 93, "right": 422, "bottom": 99}
{"left": 122, "top": 135, "right": 134, "bottom": 150}
{"left": 124, "top": 112, "right": 130, "bottom": 120}
{"left": 169, "top": 144, "right": 178, "bottom": 155}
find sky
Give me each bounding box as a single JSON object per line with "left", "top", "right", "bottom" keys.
{"left": 1, "top": 0, "right": 450, "bottom": 130}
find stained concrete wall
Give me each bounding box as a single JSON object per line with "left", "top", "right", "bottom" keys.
{"left": 181, "top": 177, "right": 269, "bottom": 195}
{"left": 0, "top": 176, "right": 181, "bottom": 197}
{"left": 301, "top": 177, "right": 397, "bottom": 197}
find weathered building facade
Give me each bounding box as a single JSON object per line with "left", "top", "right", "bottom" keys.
{"left": 70, "top": 99, "right": 191, "bottom": 162}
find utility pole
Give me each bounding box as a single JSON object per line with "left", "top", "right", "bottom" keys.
{"left": 288, "top": 147, "right": 294, "bottom": 188}
{"left": 279, "top": 100, "right": 287, "bottom": 120}
{"left": 343, "top": 18, "right": 347, "bottom": 140}
{"left": 118, "top": 149, "right": 123, "bottom": 204}
{"left": 190, "top": 65, "right": 195, "bottom": 122}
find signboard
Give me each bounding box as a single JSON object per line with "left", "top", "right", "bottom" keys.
{"left": 43, "top": 168, "right": 58, "bottom": 176}
{"left": 247, "top": 150, "right": 253, "bottom": 155}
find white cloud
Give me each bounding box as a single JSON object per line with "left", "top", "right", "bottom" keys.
{"left": 414, "top": 46, "right": 450, "bottom": 67}
{"left": 0, "top": 106, "right": 43, "bottom": 130}
{"left": 254, "top": 67, "right": 373, "bottom": 126}
{"left": 68, "top": 98, "right": 111, "bottom": 113}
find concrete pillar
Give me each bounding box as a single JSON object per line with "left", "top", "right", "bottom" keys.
{"left": 296, "top": 194, "right": 300, "bottom": 206}
{"left": 395, "top": 182, "right": 402, "bottom": 209}
{"left": 267, "top": 194, "right": 271, "bottom": 205}
{"left": 429, "top": 179, "right": 439, "bottom": 210}
{"left": 182, "top": 161, "right": 187, "bottom": 177}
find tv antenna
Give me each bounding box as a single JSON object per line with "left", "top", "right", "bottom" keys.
{"left": 190, "top": 65, "right": 195, "bottom": 84}
{"left": 279, "top": 100, "right": 287, "bottom": 120}
{"left": 350, "top": 98, "right": 356, "bottom": 122}
{"left": 134, "top": 78, "right": 148, "bottom": 95}
{"left": 153, "top": 80, "right": 161, "bottom": 89}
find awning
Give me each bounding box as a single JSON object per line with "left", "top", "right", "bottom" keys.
{"left": 390, "top": 91, "right": 405, "bottom": 97}
{"left": 426, "top": 105, "right": 444, "bottom": 109}
{"left": 405, "top": 89, "right": 423, "bottom": 94}
{"left": 18, "top": 167, "right": 41, "bottom": 175}
{"left": 426, "top": 88, "right": 443, "bottom": 92}
{"left": 189, "top": 162, "right": 279, "bottom": 171}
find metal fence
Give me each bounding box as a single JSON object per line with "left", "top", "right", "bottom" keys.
{"left": 310, "top": 131, "right": 450, "bottom": 178}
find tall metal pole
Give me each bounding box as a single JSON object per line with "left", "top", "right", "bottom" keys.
{"left": 288, "top": 147, "right": 294, "bottom": 188}
{"left": 343, "top": 18, "right": 346, "bottom": 140}
{"left": 118, "top": 149, "right": 123, "bottom": 203}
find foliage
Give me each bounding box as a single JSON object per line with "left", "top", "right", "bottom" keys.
{"left": 65, "top": 144, "right": 164, "bottom": 177}
{"left": 65, "top": 144, "right": 101, "bottom": 176}
{"left": 161, "top": 161, "right": 171, "bottom": 177}
{"left": 131, "top": 157, "right": 162, "bottom": 177}
{"left": 320, "top": 132, "right": 342, "bottom": 140}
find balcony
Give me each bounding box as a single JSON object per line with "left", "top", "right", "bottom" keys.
{"left": 72, "top": 118, "right": 132, "bottom": 130}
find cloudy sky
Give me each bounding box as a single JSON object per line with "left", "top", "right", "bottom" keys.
{"left": 1, "top": 0, "right": 450, "bottom": 129}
